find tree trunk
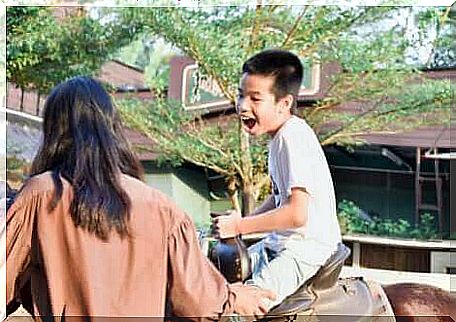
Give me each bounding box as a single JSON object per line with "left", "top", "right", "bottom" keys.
{"left": 242, "top": 181, "right": 256, "bottom": 216}
{"left": 239, "top": 121, "right": 254, "bottom": 216}
{"left": 227, "top": 177, "right": 241, "bottom": 213}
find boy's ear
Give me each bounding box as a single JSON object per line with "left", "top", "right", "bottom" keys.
{"left": 280, "top": 94, "right": 294, "bottom": 112}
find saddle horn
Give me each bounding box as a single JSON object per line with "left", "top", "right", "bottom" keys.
{"left": 209, "top": 212, "right": 251, "bottom": 283}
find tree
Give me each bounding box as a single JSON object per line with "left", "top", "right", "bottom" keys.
{"left": 6, "top": 6, "right": 137, "bottom": 94}
{"left": 6, "top": 6, "right": 144, "bottom": 188}
{"left": 113, "top": 5, "right": 452, "bottom": 215}
{"left": 115, "top": 35, "right": 178, "bottom": 91}
{"left": 425, "top": 6, "right": 456, "bottom": 68}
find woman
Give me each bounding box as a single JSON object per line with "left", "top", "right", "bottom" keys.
{"left": 5, "top": 77, "right": 274, "bottom": 321}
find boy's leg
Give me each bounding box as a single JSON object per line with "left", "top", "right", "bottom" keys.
{"left": 245, "top": 249, "right": 321, "bottom": 310}
{"left": 247, "top": 240, "right": 270, "bottom": 277}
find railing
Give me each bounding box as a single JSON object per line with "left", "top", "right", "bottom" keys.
{"left": 6, "top": 83, "right": 45, "bottom": 117}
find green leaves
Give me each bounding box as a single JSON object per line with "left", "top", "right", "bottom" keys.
{"left": 118, "top": 95, "right": 270, "bottom": 203}
{"left": 337, "top": 199, "right": 439, "bottom": 240}
{"left": 120, "top": 97, "right": 233, "bottom": 174}
{"left": 7, "top": 7, "right": 134, "bottom": 93}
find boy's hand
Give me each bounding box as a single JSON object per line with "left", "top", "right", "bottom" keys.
{"left": 211, "top": 210, "right": 242, "bottom": 239}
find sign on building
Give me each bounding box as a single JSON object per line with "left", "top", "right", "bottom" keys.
{"left": 168, "top": 56, "right": 323, "bottom": 111}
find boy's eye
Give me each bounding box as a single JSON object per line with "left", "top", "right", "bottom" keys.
{"left": 251, "top": 97, "right": 261, "bottom": 102}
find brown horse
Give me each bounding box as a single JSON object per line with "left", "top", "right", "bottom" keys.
{"left": 383, "top": 283, "right": 456, "bottom": 322}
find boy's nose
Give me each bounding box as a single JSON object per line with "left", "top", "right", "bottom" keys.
{"left": 236, "top": 98, "right": 249, "bottom": 114}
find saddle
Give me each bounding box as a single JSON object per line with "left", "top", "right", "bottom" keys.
{"left": 208, "top": 212, "right": 252, "bottom": 283}
{"left": 268, "top": 242, "right": 351, "bottom": 316}
{"left": 210, "top": 237, "right": 395, "bottom": 321}
{"left": 266, "top": 243, "right": 394, "bottom": 321}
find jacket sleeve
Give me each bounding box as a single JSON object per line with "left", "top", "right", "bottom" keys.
{"left": 3, "top": 190, "right": 39, "bottom": 310}
{"left": 166, "top": 212, "right": 237, "bottom": 320}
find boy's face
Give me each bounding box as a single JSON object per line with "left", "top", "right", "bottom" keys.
{"left": 237, "top": 73, "right": 292, "bottom": 137}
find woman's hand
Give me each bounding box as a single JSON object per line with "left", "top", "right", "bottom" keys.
{"left": 229, "top": 282, "right": 276, "bottom": 318}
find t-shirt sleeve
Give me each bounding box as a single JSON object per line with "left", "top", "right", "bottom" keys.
{"left": 281, "top": 134, "right": 315, "bottom": 198}
{"left": 166, "top": 208, "right": 236, "bottom": 320}
{"left": 4, "top": 189, "right": 40, "bottom": 308}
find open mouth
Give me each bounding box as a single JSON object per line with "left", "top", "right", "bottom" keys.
{"left": 240, "top": 116, "right": 257, "bottom": 130}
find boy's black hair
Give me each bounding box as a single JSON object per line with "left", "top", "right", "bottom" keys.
{"left": 242, "top": 49, "right": 303, "bottom": 111}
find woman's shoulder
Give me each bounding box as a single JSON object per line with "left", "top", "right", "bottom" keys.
{"left": 120, "top": 174, "right": 190, "bottom": 223}
{"left": 120, "top": 173, "right": 157, "bottom": 196}
{"left": 21, "top": 171, "right": 60, "bottom": 195}
{"left": 120, "top": 174, "right": 174, "bottom": 204}
{"left": 8, "top": 171, "right": 59, "bottom": 210}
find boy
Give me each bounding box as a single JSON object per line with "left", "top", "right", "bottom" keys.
{"left": 212, "top": 49, "right": 342, "bottom": 310}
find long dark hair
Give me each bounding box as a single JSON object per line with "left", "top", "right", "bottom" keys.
{"left": 31, "top": 76, "right": 144, "bottom": 240}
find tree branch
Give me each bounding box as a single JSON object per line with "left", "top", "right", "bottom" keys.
{"left": 321, "top": 91, "right": 450, "bottom": 145}
{"left": 158, "top": 142, "right": 253, "bottom": 180}
{"left": 185, "top": 40, "right": 235, "bottom": 102}
{"left": 185, "top": 131, "right": 246, "bottom": 180}
{"left": 247, "top": 1, "right": 263, "bottom": 56}
{"left": 297, "top": 8, "right": 376, "bottom": 58}
{"left": 307, "top": 100, "right": 340, "bottom": 118}
{"left": 253, "top": 173, "right": 270, "bottom": 193}
{"left": 281, "top": 6, "right": 308, "bottom": 48}
{"left": 321, "top": 97, "right": 385, "bottom": 142}
{"left": 172, "top": 12, "right": 236, "bottom": 102}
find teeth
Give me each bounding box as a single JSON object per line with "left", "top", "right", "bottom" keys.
{"left": 241, "top": 116, "right": 254, "bottom": 121}
{"left": 240, "top": 116, "right": 256, "bottom": 130}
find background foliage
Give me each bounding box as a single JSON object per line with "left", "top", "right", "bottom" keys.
{"left": 7, "top": 6, "right": 136, "bottom": 93}
{"left": 337, "top": 199, "right": 439, "bottom": 240}
{"left": 112, "top": 5, "right": 453, "bottom": 213}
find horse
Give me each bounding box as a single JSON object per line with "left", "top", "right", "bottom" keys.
{"left": 383, "top": 283, "right": 456, "bottom": 322}
{"left": 208, "top": 234, "right": 456, "bottom": 322}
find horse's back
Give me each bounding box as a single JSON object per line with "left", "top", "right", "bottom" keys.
{"left": 383, "top": 283, "right": 456, "bottom": 322}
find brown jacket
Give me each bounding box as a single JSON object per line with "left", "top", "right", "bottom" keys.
{"left": 6, "top": 172, "right": 236, "bottom": 321}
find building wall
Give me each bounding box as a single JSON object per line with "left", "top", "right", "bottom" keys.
{"left": 333, "top": 167, "right": 451, "bottom": 236}
{"left": 333, "top": 169, "right": 415, "bottom": 222}
{"left": 143, "top": 166, "right": 210, "bottom": 229}
{"left": 144, "top": 173, "right": 173, "bottom": 197}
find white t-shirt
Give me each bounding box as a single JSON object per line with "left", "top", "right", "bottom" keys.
{"left": 263, "top": 116, "right": 341, "bottom": 265}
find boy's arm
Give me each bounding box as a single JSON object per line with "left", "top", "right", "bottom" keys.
{"left": 213, "top": 187, "right": 309, "bottom": 238}
{"left": 239, "top": 187, "right": 309, "bottom": 234}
